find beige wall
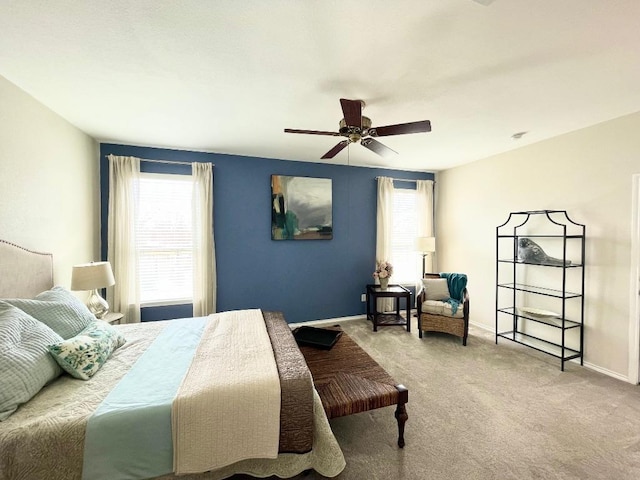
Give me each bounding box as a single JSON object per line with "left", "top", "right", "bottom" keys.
{"left": 0, "top": 75, "right": 99, "bottom": 288}
{"left": 436, "top": 111, "right": 640, "bottom": 380}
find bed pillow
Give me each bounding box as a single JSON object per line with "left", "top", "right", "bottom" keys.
{"left": 48, "top": 320, "right": 126, "bottom": 380}
{"left": 422, "top": 278, "right": 451, "bottom": 301}
{"left": 5, "top": 286, "right": 96, "bottom": 339}
{"left": 0, "top": 301, "right": 63, "bottom": 421}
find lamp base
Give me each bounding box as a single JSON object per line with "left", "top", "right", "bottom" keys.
{"left": 86, "top": 289, "right": 109, "bottom": 319}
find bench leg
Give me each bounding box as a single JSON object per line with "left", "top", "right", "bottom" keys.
{"left": 394, "top": 401, "right": 408, "bottom": 448}
{"left": 394, "top": 385, "right": 409, "bottom": 448}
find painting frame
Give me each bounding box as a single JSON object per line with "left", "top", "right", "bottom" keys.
{"left": 271, "top": 175, "right": 333, "bottom": 240}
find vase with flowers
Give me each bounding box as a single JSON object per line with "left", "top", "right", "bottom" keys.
{"left": 373, "top": 261, "right": 393, "bottom": 289}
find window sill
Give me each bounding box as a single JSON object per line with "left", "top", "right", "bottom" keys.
{"left": 141, "top": 299, "right": 193, "bottom": 308}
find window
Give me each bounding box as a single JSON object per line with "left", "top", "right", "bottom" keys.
{"left": 137, "top": 173, "right": 193, "bottom": 305}
{"left": 390, "top": 187, "right": 420, "bottom": 284}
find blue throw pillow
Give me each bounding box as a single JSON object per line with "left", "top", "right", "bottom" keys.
{"left": 0, "top": 301, "right": 63, "bottom": 420}
{"left": 5, "top": 286, "right": 96, "bottom": 339}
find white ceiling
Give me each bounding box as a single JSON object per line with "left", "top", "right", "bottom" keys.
{"left": 1, "top": 0, "right": 639, "bottom": 172}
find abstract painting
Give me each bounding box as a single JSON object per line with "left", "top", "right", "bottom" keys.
{"left": 271, "top": 175, "right": 333, "bottom": 240}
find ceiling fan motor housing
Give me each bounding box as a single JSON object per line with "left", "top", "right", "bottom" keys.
{"left": 339, "top": 116, "right": 372, "bottom": 142}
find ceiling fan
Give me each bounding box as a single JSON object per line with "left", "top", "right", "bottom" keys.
{"left": 284, "top": 98, "right": 432, "bottom": 159}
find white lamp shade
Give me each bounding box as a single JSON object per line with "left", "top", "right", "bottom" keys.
{"left": 415, "top": 236, "right": 436, "bottom": 253}
{"left": 71, "top": 262, "right": 115, "bottom": 291}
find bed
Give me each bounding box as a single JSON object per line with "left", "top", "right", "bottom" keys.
{"left": 0, "top": 239, "right": 345, "bottom": 480}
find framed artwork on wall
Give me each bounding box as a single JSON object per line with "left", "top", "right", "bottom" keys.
{"left": 271, "top": 175, "right": 333, "bottom": 240}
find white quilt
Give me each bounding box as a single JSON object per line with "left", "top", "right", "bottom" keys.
{"left": 171, "top": 309, "right": 282, "bottom": 474}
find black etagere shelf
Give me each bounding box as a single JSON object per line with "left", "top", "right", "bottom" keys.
{"left": 495, "top": 210, "right": 585, "bottom": 371}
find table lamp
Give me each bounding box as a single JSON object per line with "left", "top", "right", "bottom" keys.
{"left": 415, "top": 236, "right": 436, "bottom": 277}
{"left": 71, "top": 261, "right": 115, "bottom": 318}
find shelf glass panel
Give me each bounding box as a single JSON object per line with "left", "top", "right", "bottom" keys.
{"left": 497, "top": 282, "right": 582, "bottom": 299}
{"left": 497, "top": 258, "right": 583, "bottom": 268}
{"left": 496, "top": 331, "right": 581, "bottom": 360}
{"left": 497, "top": 307, "right": 581, "bottom": 328}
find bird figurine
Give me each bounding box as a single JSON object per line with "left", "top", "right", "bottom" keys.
{"left": 517, "top": 238, "right": 571, "bottom": 265}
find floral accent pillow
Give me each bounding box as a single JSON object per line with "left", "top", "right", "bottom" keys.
{"left": 48, "top": 320, "right": 126, "bottom": 380}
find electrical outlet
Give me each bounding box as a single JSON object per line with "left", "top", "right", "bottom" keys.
{"left": 361, "top": 294, "right": 366, "bottom": 302}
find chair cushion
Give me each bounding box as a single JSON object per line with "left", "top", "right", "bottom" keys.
{"left": 421, "top": 300, "right": 464, "bottom": 319}
{"left": 422, "top": 278, "right": 450, "bottom": 301}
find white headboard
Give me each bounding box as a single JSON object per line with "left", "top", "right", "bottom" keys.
{"left": 0, "top": 239, "right": 53, "bottom": 298}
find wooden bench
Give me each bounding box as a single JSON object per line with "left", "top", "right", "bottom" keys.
{"left": 296, "top": 326, "right": 408, "bottom": 447}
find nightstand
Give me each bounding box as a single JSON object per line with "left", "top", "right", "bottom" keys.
{"left": 365, "top": 284, "right": 411, "bottom": 332}
{"left": 101, "top": 312, "right": 124, "bottom": 325}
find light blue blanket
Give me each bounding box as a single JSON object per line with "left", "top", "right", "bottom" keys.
{"left": 82, "top": 317, "right": 208, "bottom": 480}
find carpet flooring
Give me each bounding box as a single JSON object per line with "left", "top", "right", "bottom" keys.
{"left": 239, "top": 316, "right": 640, "bottom": 480}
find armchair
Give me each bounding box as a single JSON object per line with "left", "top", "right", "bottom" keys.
{"left": 416, "top": 273, "right": 470, "bottom": 345}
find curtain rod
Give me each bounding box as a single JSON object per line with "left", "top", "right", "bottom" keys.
{"left": 104, "top": 155, "right": 213, "bottom": 167}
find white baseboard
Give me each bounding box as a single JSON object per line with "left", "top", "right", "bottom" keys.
{"left": 290, "top": 315, "right": 366, "bottom": 329}
{"left": 466, "top": 322, "right": 634, "bottom": 383}
{"left": 469, "top": 320, "right": 493, "bottom": 333}
{"left": 583, "top": 361, "right": 633, "bottom": 383}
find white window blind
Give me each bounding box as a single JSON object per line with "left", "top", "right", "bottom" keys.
{"left": 391, "top": 188, "right": 420, "bottom": 283}
{"left": 137, "top": 173, "right": 193, "bottom": 305}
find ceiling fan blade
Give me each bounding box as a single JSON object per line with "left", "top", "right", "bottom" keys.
{"left": 369, "top": 120, "right": 432, "bottom": 137}
{"left": 284, "top": 128, "right": 340, "bottom": 136}
{"left": 360, "top": 138, "right": 397, "bottom": 158}
{"left": 321, "top": 140, "right": 350, "bottom": 159}
{"left": 339, "top": 98, "right": 362, "bottom": 127}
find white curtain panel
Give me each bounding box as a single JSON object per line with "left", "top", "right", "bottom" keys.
{"left": 416, "top": 179, "right": 435, "bottom": 283}
{"left": 376, "top": 177, "right": 394, "bottom": 312}
{"left": 106, "top": 155, "right": 141, "bottom": 324}
{"left": 191, "top": 162, "right": 216, "bottom": 316}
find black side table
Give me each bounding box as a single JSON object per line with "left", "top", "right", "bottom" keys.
{"left": 366, "top": 284, "right": 411, "bottom": 332}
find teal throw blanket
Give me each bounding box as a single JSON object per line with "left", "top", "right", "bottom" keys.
{"left": 439, "top": 272, "right": 467, "bottom": 315}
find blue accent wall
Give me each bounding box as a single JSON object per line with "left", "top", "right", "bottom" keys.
{"left": 100, "top": 143, "right": 433, "bottom": 323}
